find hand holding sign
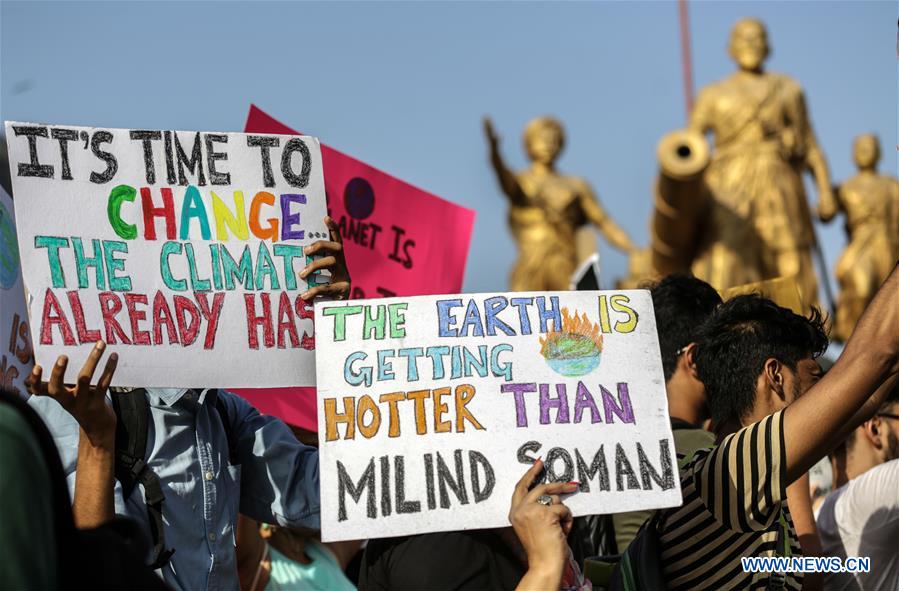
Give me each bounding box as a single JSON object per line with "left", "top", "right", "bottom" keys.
{"left": 509, "top": 459, "right": 578, "bottom": 584}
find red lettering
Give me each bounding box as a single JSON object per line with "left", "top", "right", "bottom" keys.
{"left": 173, "top": 295, "right": 200, "bottom": 346}
{"left": 151, "top": 291, "right": 179, "bottom": 345}
{"left": 244, "top": 293, "right": 274, "bottom": 349}
{"left": 98, "top": 292, "right": 132, "bottom": 345}
{"left": 40, "top": 289, "right": 76, "bottom": 346}
{"left": 140, "top": 187, "right": 176, "bottom": 240}
{"left": 195, "top": 292, "right": 225, "bottom": 349}
{"left": 124, "top": 293, "right": 151, "bottom": 345}
{"left": 66, "top": 290, "right": 101, "bottom": 343}
{"left": 276, "top": 292, "right": 299, "bottom": 349}
{"left": 295, "top": 296, "right": 314, "bottom": 351}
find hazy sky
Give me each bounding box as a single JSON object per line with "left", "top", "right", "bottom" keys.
{"left": 2, "top": 1, "right": 895, "bottom": 300}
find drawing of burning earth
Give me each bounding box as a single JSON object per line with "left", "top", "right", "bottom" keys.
{"left": 539, "top": 308, "right": 603, "bottom": 377}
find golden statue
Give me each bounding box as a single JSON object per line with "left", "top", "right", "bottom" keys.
{"left": 682, "top": 18, "right": 833, "bottom": 310}
{"left": 483, "top": 116, "right": 636, "bottom": 291}
{"left": 820, "top": 134, "right": 899, "bottom": 340}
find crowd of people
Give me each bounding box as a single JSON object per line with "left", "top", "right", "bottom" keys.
{"left": 0, "top": 217, "right": 897, "bottom": 590}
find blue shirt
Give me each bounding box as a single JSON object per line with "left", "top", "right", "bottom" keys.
{"left": 29, "top": 388, "right": 320, "bottom": 591}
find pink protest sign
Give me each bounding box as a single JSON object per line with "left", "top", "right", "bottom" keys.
{"left": 232, "top": 105, "right": 475, "bottom": 430}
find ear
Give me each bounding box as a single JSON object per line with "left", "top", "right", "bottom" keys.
{"left": 682, "top": 343, "right": 700, "bottom": 378}
{"left": 860, "top": 418, "right": 883, "bottom": 450}
{"left": 763, "top": 358, "right": 786, "bottom": 402}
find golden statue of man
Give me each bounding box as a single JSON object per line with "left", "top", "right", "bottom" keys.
{"left": 688, "top": 18, "right": 832, "bottom": 309}
{"left": 820, "top": 134, "right": 899, "bottom": 340}
{"left": 483, "top": 116, "right": 636, "bottom": 291}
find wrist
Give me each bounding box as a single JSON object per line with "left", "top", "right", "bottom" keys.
{"left": 79, "top": 427, "right": 115, "bottom": 453}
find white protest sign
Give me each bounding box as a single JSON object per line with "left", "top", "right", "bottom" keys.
{"left": 0, "top": 186, "right": 34, "bottom": 396}
{"left": 315, "top": 291, "right": 681, "bottom": 542}
{"left": 5, "top": 122, "right": 328, "bottom": 387}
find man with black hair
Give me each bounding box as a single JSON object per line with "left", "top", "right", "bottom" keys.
{"left": 607, "top": 274, "right": 722, "bottom": 552}
{"left": 816, "top": 383, "right": 899, "bottom": 590}
{"left": 648, "top": 265, "right": 899, "bottom": 590}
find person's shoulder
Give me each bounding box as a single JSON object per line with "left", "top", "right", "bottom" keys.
{"left": 768, "top": 72, "right": 803, "bottom": 95}
{"left": 846, "top": 459, "right": 899, "bottom": 498}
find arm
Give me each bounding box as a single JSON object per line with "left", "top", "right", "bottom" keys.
{"left": 790, "top": 88, "right": 836, "bottom": 222}
{"left": 786, "top": 473, "right": 823, "bottom": 591}
{"left": 28, "top": 341, "right": 118, "bottom": 528}
{"left": 688, "top": 88, "right": 713, "bottom": 135}
{"left": 580, "top": 181, "right": 636, "bottom": 253}
{"left": 483, "top": 116, "right": 526, "bottom": 205}
{"left": 783, "top": 265, "right": 899, "bottom": 484}
{"left": 218, "top": 391, "right": 320, "bottom": 528}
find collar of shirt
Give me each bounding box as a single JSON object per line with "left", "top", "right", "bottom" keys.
{"left": 144, "top": 388, "right": 213, "bottom": 407}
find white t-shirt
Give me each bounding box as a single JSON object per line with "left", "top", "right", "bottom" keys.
{"left": 817, "top": 459, "right": 899, "bottom": 591}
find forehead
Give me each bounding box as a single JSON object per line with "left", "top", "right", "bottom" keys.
{"left": 732, "top": 23, "right": 766, "bottom": 40}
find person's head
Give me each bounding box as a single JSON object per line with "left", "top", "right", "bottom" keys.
{"left": 843, "top": 384, "right": 899, "bottom": 479}
{"left": 694, "top": 295, "right": 828, "bottom": 429}
{"left": 853, "top": 133, "right": 880, "bottom": 171}
{"left": 523, "top": 116, "right": 564, "bottom": 166}
{"left": 650, "top": 273, "right": 721, "bottom": 391}
{"left": 728, "top": 18, "right": 769, "bottom": 72}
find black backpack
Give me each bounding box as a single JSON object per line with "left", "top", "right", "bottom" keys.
{"left": 111, "top": 388, "right": 239, "bottom": 569}
{"left": 0, "top": 388, "right": 169, "bottom": 590}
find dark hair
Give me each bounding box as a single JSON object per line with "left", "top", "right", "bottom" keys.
{"left": 649, "top": 274, "right": 722, "bottom": 382}
{"left": 694, "top": 294, "right": 828, "bottom": 426}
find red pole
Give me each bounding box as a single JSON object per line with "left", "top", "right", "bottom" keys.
{"left": 678, "top": 0, "right": 695, "bottom": 119}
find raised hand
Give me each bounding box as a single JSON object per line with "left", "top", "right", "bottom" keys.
{"left": 509, "top": 459, "right": 578, "bottom": 588}
{"left": 301, "top": 216, "right": 352, "bottom": 301}
{"left": 27, "top": 341, "right": 118, "bottom": 447}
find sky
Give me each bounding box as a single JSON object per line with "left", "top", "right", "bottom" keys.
{"left": 1, "top": 0, "right": 896, "bottom": 301}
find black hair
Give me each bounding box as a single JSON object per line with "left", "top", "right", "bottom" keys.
{"left": 649, "top": 274, "right": 722, "bottom": 382}
{"left": 694, "top": 294, "right": 829, "bottom": 427}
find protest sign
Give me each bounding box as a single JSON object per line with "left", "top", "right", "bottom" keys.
{"left": 244, "top": 105, "right": 476, "bottom": 298}
{"left": 315, "top": 290, "right": 681, "bottom": 541}
{"left": 5, "top": 122, "right": 328, "bottom": 387}
{"left": 237, "top": 106, "right": 476, "bottom": 429}
{"left": 0, "top": 187, "right": 34, "bottom": 397}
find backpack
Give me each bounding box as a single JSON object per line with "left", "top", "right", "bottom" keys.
{"left": 111, "top": 388, "right": 239, "bottom": 569}
{"left": 0, "top": 388, "right": 169, "bottom": 590}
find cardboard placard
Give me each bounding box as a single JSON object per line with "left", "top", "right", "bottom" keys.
{"left": 0, "top": 187, "right": 34, "bottom": 396}
{"left": 315, "top": 290, "right": 681, "bottom": 541}
{"left": 5, "top": 122, "right": 327, "bottom": 387}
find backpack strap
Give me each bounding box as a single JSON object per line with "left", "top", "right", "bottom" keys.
{"left": 111, "top": 389, "right": 175, "bottom": 569}
{"left": 766, "top": 510, "right": 790, "bottom": 590}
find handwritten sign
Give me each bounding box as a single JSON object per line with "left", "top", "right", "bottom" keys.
{"left": 244, "top": 105, "right": 476, "bottom": 298}
{"left": 5, "top": 122, "right": 327, "bottom": 387}
{"left": 0, "top": 187, "right": 33, "bottom": 396}
{"left": 315, "top": 291, "right": 681, "bottom": 541}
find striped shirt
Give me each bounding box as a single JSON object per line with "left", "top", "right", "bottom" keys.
{"left": 660, "top": 410, "right": 803, "bottom": 590}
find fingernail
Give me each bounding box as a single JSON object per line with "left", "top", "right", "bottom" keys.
{"left": 301, "top": 292, "right": 310, "bottom": 299}
{"left": 110, "top": 353, "right": 119, "bottom": 361}
{"left": 535, "top": 456, "right": 543, "bottom": 464}
{"left": 56, "top": 357, "right": 66, "bottom": 367}
{"left": 96, "top": 341, "right": 105, "bottom": 350}
{"left": 303, "top": 246, "right": 311, "bottom": 254}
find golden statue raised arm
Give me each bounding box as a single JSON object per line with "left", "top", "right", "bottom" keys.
{"left": 821, "top": 134, "right": 899, "bottom": 340}
{"left": 483, "top": 116, "right": 636, "bottom": 291}
{"left": 686, "top": 18, "right": 832, "bottom": 310}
